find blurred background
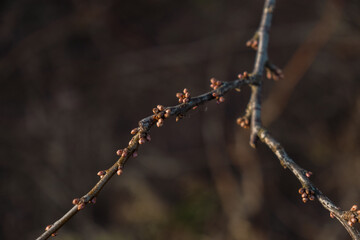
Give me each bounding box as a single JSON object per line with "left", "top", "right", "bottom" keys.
{"left": 1, "top": 0, "right": 360, "bottom": 239}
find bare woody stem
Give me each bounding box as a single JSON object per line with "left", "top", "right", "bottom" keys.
{"left": 36, "top": 0, "right": 360, "bottom": 239}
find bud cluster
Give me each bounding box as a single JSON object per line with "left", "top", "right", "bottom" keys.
{"left": 236, "top": 117, "right": 250, "bottom": 129}
{"left": 152, "top": 105, "right": 171, "bottom": 127}
{"left": 305, "top": 171, "right": 313, "bottom": 178}
{"left": 176, "top": 88, "right": 191, "bottom": 104}
{"left": 116, "top": 149, "right": 128, "bottom": 158}
{"left": 210, "top": 78, "right": 225, "bottom": 104}
{"left": 237, "top": 71, "right": 249, "bottom": 80}
{"left": 246, "top": 38, "right": 258, "bottom": 50}
{"left": 72, "top": 198, "right": 86, "bottom": 210}
{"left": 298, "top": 187, "right": 315, "bottom": 203}
{"left": 265, "top": 65, "right": 284, "bottom": 81}
{"left": 347, "top": 205, "right": 360, "bottom": 227}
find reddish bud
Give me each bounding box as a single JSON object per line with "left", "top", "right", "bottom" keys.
{"left": 146, "top": 135, "right": 151, "bottom": 142}
{"left": 210, "top": 78, "right": 216, "bottom": 84}
{"left": 301, "top": 193, "right": 307, "bottom": 198}
{"left": 45, "top": 225, "right": 52, "bottom": 231}
{"left": 351, "top": 205, "right": 358, "bottom": 211}
{"left": 139, "top": 138, "right": 146, "bottom": 144}
{"left": 330, "top": 212, "right": 335, "bottom": 218}
{"left": 305, "top": 189, "right": 310, "bottom": 195}
{"left": 351, "top": 217, "right": 357, "bottom": 223}
{"left": 77, "top": 203, "right": 85, "bottom": 210}
{"left": 348, "top": 220, "right": 354, "bottom": 227}
{"left": 132, "top": 151, "right": 138, "bottom": 158}
{"left": 184, "top": 92, "right": 190, "bottom": 98}
{"left": 302, "top": 197, "right": 308, "bottom": 203}
{"left": 298, "top": 188, "right": 305, "bottom": 194}
{"left": 212, "top": 92, "right": 217, "bottom": 97}
{"left": 121, "top": 150, "right": 127, "bottom": 157}
{"left": 192, "top": 106, "right": 198, "bottom": 110}
{"left": 357, "top": 210, "right": 360, "bottom": 215}
{"left": 157, "top": 119, "right": 164, "bottom": 127}
{"left": 91, "top": 197, "right": 97, "bottom": 204}
{"left": 130, "top": 128, "right": 138, "bottom": 135}
{"left": 305, "top": 171, "right": 312, "bottom": 178}
{"left": 309, "top": 195, "right": 315, "bottom": 201}
{"left": 97, "top": 170, "right": 106, "bottom": 178}
{"left": 183, "top": 88, "right": 188, "bottom": 93}
{"left": 157, "top": 105, "right": 164, "bottom": 111}
{"left": 51, "top": 233, "right": 57, "bottom": 237}
{"left": 218, "top": 96, "right": 225, "bottom": 103}
{"left": 152, "top": 108, "right": 159, "bottom": 114}
{"left": 116, "top": 149, "right": 123, "bottom": 156}
{"left": 176, "top": 93, "right": 183, "bottom": 98}
{"left": 72, "top": 198, "right": 80, "bottom": 205}
{"left": 117, "top": 167, "right": 123, "bottom": 175}
{"left": 237, "top": 74, "right": 243, "bottom": 79}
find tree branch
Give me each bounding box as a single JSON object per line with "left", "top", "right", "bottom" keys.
{"left": 36, "top": 0, "right": 360, "bottom": 239}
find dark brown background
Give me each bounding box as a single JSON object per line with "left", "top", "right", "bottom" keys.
{"left": 1, "top": 0, "right": 360, "bottom": 239}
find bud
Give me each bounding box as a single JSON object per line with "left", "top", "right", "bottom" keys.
{"left": 130, "top": 128, "right": 138, "bottom": 135}
{"left": 91, "top": 197, "right": 97, "bottom": 204}
{"left": 330, "top": 212, "right": 335, "bottom": 218}
{"left": 218, "top": 96, "right": 225, "bottom": 103}
{"left": 351, "top": 217, "right": 357, "bottom": 224}
{"left": 116, "top": 149, "right": 123, "bottom": 156}
{"left": 298, "top": 188, "right": 305, "bottom": 194}
{"left": 301, "top": 193, "right": 307, "bottom": 198}
{"left": 348, "top": 220, "right": 354, "bottom": 227}
{"left": 117, "top": 168, "right": 123, "bottom": 176}
{"left": 146, "top": 135, "right": 151, "bottom": 142}
{"left": 176, "top": 93, "right": 183, "bottom": 98}
{"left": 210, "top": 78, "right": 216, "bottom": 84}
{"left": 97, "top": 170, "right": 106, "bottom": 178}
{"left": 184, "top": 92, "right": 190, "bottom": 98}
{"left": 157, "top": 105, "right": 164, "bottom": 111}
{"left": 309, "top": 195, "right": 315, "bottom": 201}
{"left": 132, "top": 151, "right": 138, "bottom": 158}
{"left": 45, "top": 225, "right": 52, "bottom": 231}
{"left": 157, "top": 118, "right": 164, "bottom": 127}
{"left": 152, "top": 108, "right": 159, "bottom": 114}
{"left": 72, "top": 198, "right": 80, "bottom": 205}
{"left": 351, "top": 205, "right": 358, "bottom": 211}
{"left": 139, "top": 138, "right": 146, "bottom": 144}
{"left": 302, "top": 197, "right": 308, "bottom": 203}
{"left": 121, "top": 150, "right": 127, "bottom": 157}
{"left": 77, "top": 203, "right": 85, "bottom": 210}
{"left": 183, "top": 88, "right": 188, "bottom": 93}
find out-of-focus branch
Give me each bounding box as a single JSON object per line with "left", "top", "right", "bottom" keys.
{"left": 36, "top": 0, "right": 360, "bottom": 239}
